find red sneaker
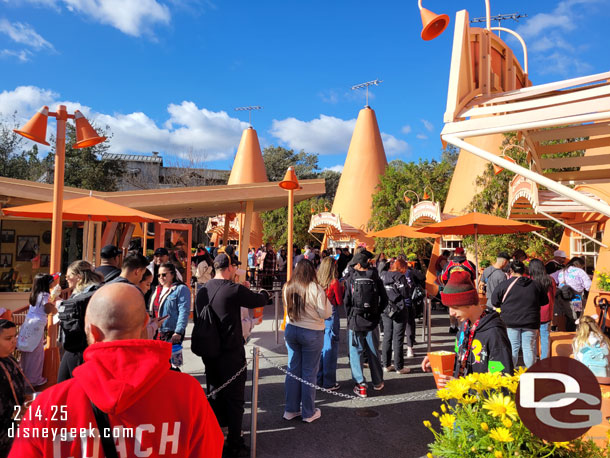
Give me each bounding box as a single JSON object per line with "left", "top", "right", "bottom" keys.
{"left": 353, "top": 384, "right": 368, "bottom": 398}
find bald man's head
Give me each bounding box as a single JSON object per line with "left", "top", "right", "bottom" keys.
{"left": 85, "top": 283, "right": 149, "bottom": 344}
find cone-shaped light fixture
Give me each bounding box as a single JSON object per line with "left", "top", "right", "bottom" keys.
{"left": 73, "top": 110, "right": 106, "bottom": 149}
{"left": 279, "top": 166, "right": 300, "bottom": 190}
{"left": 13, "top": 106, "right": 51, "bottom": 145}
{"left": 419, "top": 0, "right": 449, "bottom": 41}
{"left": 493, "top": 155, "right": 516, "bottom": 175}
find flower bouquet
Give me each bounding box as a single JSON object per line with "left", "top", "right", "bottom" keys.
{"left": 424, "top": 370, "right": 608, "bottom": 457}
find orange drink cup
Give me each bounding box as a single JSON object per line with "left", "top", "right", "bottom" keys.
{"left": 253, "top": 307, "right": 264, "bottom": 322}
{"left": 428, "top": 351, "right": 456, "bottom": 389}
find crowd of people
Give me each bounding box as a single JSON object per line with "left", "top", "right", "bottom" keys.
{"left": 0, "top": 239, "right": 606, "bottom": 457}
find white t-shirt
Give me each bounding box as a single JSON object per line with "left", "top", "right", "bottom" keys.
{"left": 284, "top": 282, "right": 332, "bottom": 331}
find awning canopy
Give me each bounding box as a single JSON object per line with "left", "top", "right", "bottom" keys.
{"left": 508, "top": 176, "right": 609, "bottom": 220}
{"left": 308, "top": 212, "right": 366, "bottom": 239}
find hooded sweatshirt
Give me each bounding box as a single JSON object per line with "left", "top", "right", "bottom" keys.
{"left": 453, "top": 309, "right": 514, "bottom": 377}
{"left": 491, "top": 276, "right": 549, "bottom": 329}
{"left": 9, "top": 340, "right": 223, "bottom": 458}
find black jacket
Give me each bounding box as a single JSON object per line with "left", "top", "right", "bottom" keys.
{"left": 95, "top": 265, "right": 121, "bottom": 283}
{"left": 491, "top": 276, "right": 549, "bottom": 329}
{"left": 453, "top": 309, "right": 513, "bottom": 377}
{"left": 195, "top": 279, "right": 268, "bottom": 352}
{"left": 343, "top": 268, "right": 387, "bottom": 332}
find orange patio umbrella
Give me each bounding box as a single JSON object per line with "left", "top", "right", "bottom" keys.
{"left": 368, "top": 224, "right": 437, "bottom": 239}
{"left": 2, "top": 196, "right": 168, "bottom": 223}
{"left": 416, "top": 212, "right": 544, "bottom": 276}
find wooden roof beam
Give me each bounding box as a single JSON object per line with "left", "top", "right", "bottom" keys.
{"left": 537, "top": 136, "right": 610, "bottom": 155}
{"left": 545, "top": 169, "right": 610, "bottom": 183}
{"left": 540, "top": 154, "right": 610, "bottom": 169}
{"left": 529, "top": 122, "right": 610, "bottom": 143}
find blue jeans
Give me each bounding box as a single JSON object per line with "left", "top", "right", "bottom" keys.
{"left": 507, "top": 327, "right": 538, "bottom": 368}
{"left": 348, "top": 329, "right": 383, "bottom": 385}
{"left": 317, "top": 307, "right": 340, "bottom": 388}
{"left": 284, "top": 324, "right": 324, "bottom": 419}
{"left": 539, "top": 322, "right": 550, "bottom": 360}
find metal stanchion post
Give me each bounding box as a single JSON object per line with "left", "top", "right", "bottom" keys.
{"left": 250, "top": 347, "right": 260, "bottom": 458}
{"left": 421, "top": 295, "right": 427, "bottom": 343}
{"left": 274, "top": 290, "right": 280, "bottom": 344}
{"left": 427, "top": 297, "right": 432, "bottom": 353}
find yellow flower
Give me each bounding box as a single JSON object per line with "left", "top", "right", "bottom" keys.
{"left": 423, "top": 420, "right": 432, "bottom": 428}
{"left": 427, "top": 454, "right": 433, "bottom": 458}
{"left": 461, "top": 395, "right": 478, "bottom": 404}
{"left": 489, "top": 427, "right": 514, "bottom": 442}
{"left": 482, "top": 393, "right": 518, "bottom": 421}
{"left": 432, "top": 411, "right": 439, "bottom": 417}
{"left": 474, "top": 372, "right": 502, "bottom": 392}
{"left": 439, "top": 413, "right": 456, "bottom": 429}
{"left": 553, "top": 442, "right": 570, "bottom": 449}
{"left": 502, "top": 418, "right": 513, "bottom": 428}
{"left": 513, "top": 366, "right": 527, "bottom": 378}
{"left": 440, "top": 404, "right": 447, "bottom": 413}
{"left": 494, "top": 451, "right": 504, "bottom": 458}
{"left": 480, "top": 422, "right": 489, "bottom": 432}
{"left": 437, "top": 388, "right": 452, "bottom": 401}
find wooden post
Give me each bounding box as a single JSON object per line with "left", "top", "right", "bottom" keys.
{"left": 239, "top": 201, "right": 254, "bottom": 282}
{"left": 95, "top": 222, "right": 102, "bottom": 267}
{"left": 223, "top": 214, "right": 231, "bottom": 246}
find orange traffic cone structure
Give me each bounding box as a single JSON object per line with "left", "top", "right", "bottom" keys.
{"left": 13, "top": 106, "right": 50, "bottom": 145}
{"left": 419, "top": 4, "right": 449, "bottom": 41}
{"left": 73, "top": 110, "right": 106, "bottom": 149}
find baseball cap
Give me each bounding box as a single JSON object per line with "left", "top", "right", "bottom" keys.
{"left": 352, "top": 252, "right": 371, "bottom": 268}
{"left": 554, "top": 249, "right": 567, "bottom": 258}
{"left": 454, "top": 247, "right": 465, "bottom": 255}
{"left": 154, "top": 247, "right": 169, "bottom": 257}
{"left": 213, "top": 253, "right": 241, "bottom": 270}
{"left": 497, "top": 251, "right": 510, "bottom": 260}
{"left": 100, "top": 245, "right": 121, "bottom": 259}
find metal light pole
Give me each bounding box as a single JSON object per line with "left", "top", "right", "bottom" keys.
{"left": 14, "top": 105, "right": 106, "bottom": 387}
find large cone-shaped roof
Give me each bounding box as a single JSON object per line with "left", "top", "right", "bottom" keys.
{"left": 226, "top": 127, "right": 268, "bottom": 248}
{"left": 331, "top": 107, "right": 388, "bottom": 241}
{"left": 228, "top": 127, "right": 269, "bottom": 184}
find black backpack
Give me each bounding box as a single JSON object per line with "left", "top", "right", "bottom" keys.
{"left": 58, "top": 284, "right": 100, "bottom": 353}
{"left": 191, "top": 285, "right": 223, "bottom": 359}
{"left": 350, "top": 275, "right": 380, "bottom": 319}
{"left": 381, "top": 272, "right": 409, "bottom": 305}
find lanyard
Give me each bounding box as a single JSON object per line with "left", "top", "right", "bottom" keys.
{"left": 458, "top": 309, "right": 487, "bottom": 377}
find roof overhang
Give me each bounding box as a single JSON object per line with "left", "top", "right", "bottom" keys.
{"left": 0, "top": 176, "right": 326, "bottom": 220}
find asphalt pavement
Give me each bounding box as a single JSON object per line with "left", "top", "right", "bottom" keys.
{"left": 181, "top": 304, "right": 455, "bottom": 458}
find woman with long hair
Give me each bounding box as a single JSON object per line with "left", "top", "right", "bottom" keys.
{"left": 528, "top": 258, "right": 556, "bottom": 359}
{"left": 282, "top": 259, "right": 331, "bottom": 423}
{"left": 18, "top": 273, "right": 57, "bottom": 386}
{"left": 58, "top": 260, "right": 104, "bottom": 382}
{"left": 149, "top": 262, "right": 191, "bottom": 346}
{"left": 380, "top": 258, "right": 413, "bottom": 374}
{"left": 316, "top": 257, "right": 344, "bottom": 390}
{"left": 573, "top": 316, "right": 610, "bottom": 379}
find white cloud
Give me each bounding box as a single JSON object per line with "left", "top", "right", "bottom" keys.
{"left": 318, "top": 89, "right": 339, "bottom": 104}
{"left": 324, "top": 165, "right": 343, "bottom": 173}
{"left": 63, "top": 0, "right": 170, "bottom": 36}
{"left": 416, "top": 133, "right": 428, "bottom": 140}
{"left": 0, "top": 19, "right": 54, "bottom": 50}
{"left": 401, "top": 124, "right": 411, "bottom": 134}
{"left": 269, "top": 114, "right": 408, "bottom": 156}
{"left": 0, "top": 85, "right": 250, "bottom": 161}
{"left": 421, "top": 119, "right": 434, "bottom": 132}
{"left": 0, "top": 49, "right": 31, "bottom": 62}
{"left": 515, "top": 0, "right": 603, "bottom": 76}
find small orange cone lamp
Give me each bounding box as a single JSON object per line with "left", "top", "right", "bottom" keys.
{"left": 423, "top": 191, "right": 430, "bottom": 200}
{"left": 493, "top": 155, "right": 516, "bottom": 175}
{"left": 13, "top": 106, "right": 51, "bottom": 145}
{"left": 418, "top": 0, "right": 449, "bottom": 41}
{"left": 279, "top": 166, "right": 301, "bottom": 190}
{"left": 73, "top": 110, "right": 106, "bottom": 149}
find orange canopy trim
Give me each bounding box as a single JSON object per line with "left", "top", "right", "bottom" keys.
{"left": 2, "top": 196, "right": 168, "bottom": 223}
{"left": 368, "top": 224, "right": 436, "bottom": 239}
{"left": 416, "top": 212, "right": 543, "bottom": 236}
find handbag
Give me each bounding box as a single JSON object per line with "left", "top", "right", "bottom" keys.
{"left": 191, "top": 285, "right": 223, "bottom": 358}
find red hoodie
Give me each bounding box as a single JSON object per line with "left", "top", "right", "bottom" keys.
{"left": 9, "top": 340, "right": 223, "bottom": 457}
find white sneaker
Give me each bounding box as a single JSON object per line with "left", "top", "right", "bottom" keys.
{"left": 406, "top": 348, "right": 414, "bottom": 358}
{"left": 302, "top": 408, "right": 321, "bottom": 423}
{"left": 283, "top": 411, "right": 301, "bottom": 420}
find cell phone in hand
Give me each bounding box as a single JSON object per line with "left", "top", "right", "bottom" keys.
{"left": 158, "top": 315, "right": 169, "bottom": 323}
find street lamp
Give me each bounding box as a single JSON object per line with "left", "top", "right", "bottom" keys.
{"left": 14, "top": 105, "right": 105, "bottom": 388}
{"left": 14, "top": 105, "right": 106, "bottom": 275}
{"left": 279, "top": 166, "right": 301, "bottom": 282}
{"left": 403, "top": 190, "right": 420, "bottom": 204}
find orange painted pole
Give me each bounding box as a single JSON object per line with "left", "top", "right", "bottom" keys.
{"left": 42, "top": 104, "right": 67, "bottom": 388}
{"left": 287, "top": 188, "right": 294, "bottom": 281}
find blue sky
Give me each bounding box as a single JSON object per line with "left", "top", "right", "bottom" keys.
{"left": 1, "top": 0, "right": 609, "bottom": 173}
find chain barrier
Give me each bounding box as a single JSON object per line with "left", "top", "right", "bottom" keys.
{"left": 258, "top": 351, "right": 438, "bottom": 403}
{"left": 205, "top": 360, "right": 250, "bottom": 399}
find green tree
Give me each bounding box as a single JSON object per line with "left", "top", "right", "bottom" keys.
{"left": 45, "top": 123, "right": 125, "bottom": 192}
{"left": 262, "top": 146, "right": 320, "bottom": 182}
{"left": 369, "top": 147, "right": 458, "bottom": 257}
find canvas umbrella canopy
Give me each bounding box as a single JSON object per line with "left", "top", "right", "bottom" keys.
{"left": 368, "top": 224, "right": 437, "bottom": 239}
{"left": 416, "top": 212, "right": 544, "bottom": 276}
{"left": 2, "top": 196, "right": 168, "bottom": 222}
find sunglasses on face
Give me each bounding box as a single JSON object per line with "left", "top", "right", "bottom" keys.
{"left": 158, "top": 273, "right": 169, "bottom": 278}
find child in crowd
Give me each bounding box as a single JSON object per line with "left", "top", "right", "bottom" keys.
{"left": 573, "top": 316, "right": 610, "bottom": 379}
{"left": 18, "top": 274, "right": 57, "bottom": 387}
